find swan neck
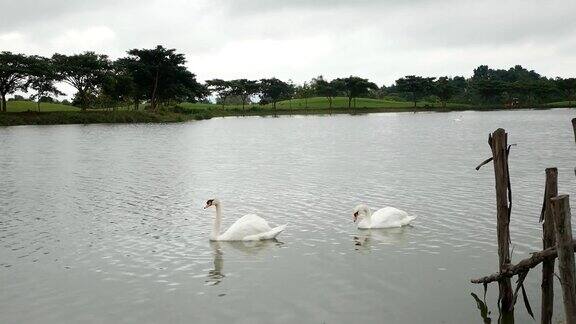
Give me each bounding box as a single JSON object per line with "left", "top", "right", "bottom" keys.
{"left": 363, "top": 206, "right": 372, "bottom": 223}
{"left": 211, "top": 204, "right": 222, "bottom": 239}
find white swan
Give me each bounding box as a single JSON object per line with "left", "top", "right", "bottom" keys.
{"left": 204, "top": 199, "right": 286, "bottom": 241}
{"left": 353, "top": 204, "right": 416, "bottom": 229}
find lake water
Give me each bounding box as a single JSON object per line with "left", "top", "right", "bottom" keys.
{"left": 1, "top": 109, "right": 575, "bottom": 323}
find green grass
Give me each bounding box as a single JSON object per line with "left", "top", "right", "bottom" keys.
{"left": 6, "top": 100, "right": 80, "bottom": 112}
{"left": 5, "top": 97, "right": 472, "bottom": 115}
{"left": 544, "top": 101, "right": 576, "bottom": 108}
{"left": 180, "top": 97, "right": 469, "bottom": 111}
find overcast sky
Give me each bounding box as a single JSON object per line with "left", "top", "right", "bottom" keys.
{"left": 1, "top": 0, "right": 575, "bottom": 86}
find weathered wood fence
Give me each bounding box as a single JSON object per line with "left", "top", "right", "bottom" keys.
{"left": 472, "top": 120, "right": 576, "bottom": 323}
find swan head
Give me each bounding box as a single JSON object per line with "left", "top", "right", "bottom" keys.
{"left": 204, "top": 198, "right": 221, "bottom": 209}
{"left": 353, "top": 204, "right": 371, "bottom": 222}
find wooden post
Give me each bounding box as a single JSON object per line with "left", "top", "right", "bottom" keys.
{"left": 551, "top": 195, "right": 576, "bottom": 323}
{"left": 572, "top": 118, "right": 575, "bottom": 143}
{"left": 573, "top": 118, "right": 576, "bottom": 177}
{"left": 489, "top": 128, "right": 514, "bottom": 312}
{"left": 572, "top": 118, "right": 576, "bottom": 175}
{"left": 541, "top": 168, "right": 558, "bottom": 324}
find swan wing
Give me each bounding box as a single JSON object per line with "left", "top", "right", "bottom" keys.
{"left": 243, "top": 224, "right": 287, "bottom": 241}
{"left": 371, "top": 207, "right": 415, "bottom": 228}
{"left": 219, "top": 214, "right": 273, "bottom": 241}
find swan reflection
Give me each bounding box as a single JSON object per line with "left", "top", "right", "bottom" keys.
{"left": 206, "top": 240, "right": 283, "bottom": 286}
{"left": 353, "top": 227, "right": 410, "bottom": 251}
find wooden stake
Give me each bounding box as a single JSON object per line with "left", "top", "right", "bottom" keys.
{"left": 489, "top": 128, "right": 514, "bottom": 312}
{"left": 541, "top": 168, "right": 558, "bottom": 324}
{"left": 573, "top": 118, "right": 576, "bottom": 177}
{"left": 572, "top": 118, "right": 575, "bottom": 143}
{"left": 551, "top": 195, "right": 576, "bottom": 323}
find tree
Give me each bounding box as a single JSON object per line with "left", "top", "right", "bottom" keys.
{"left": 473, "top": 79, "right": 507, "bottom": 104}
{"left": 114, "top": 58, "right": 147, "bottom": 110}
{"left": 52, "top": 52, "right": 111, "bottom": 110}
{"left": 556, "top": 78, "right": 576, "bottom": 106}
{"left": 98, "top": 70, "right": 136, "bottom": 110}
{"left": 334, "top": 76, "right": 378, "bottom": 108}
{"left": 228, "top": 79, "right": 259, "bottom": 110}
{"left": 206, "top": 79, "right": 232, "bottom": 108}
{"left": 0, "top": 52, "right": 30, "bottom": 112}
{"left": 434, "top": 76, "right": 456, "bottom": 108}
{"left": 295, "top": 82, "right": 314, "bottom": 108}
{"left": 395, "top": 75, "right": 435, "bottom": 107}
{"left": 27, "top": 56, "right": 64, "bottom": 112}
{"left": 311, "top": 76, "right": 338, "bottom": 109}
{"left": 260, "top": 78, "right": 292, "bottom": 109}
{"left": 123, "top": 45, "right": 203, "bottom": 111}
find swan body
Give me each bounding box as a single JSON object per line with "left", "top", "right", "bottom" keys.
{"left": 353, "top": 204, "right": 415, "bottom": 229}
{"left": 204, "top": 199, "right": 286, "bottom": 241}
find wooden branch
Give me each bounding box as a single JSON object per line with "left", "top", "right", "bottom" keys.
{"left": 471, "top": 240, "right": 576, "bottom": 284}
{"left": 475, "top": 157, "right": 493, "bottom": 170}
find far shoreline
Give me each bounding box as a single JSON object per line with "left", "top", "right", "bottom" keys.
{"left": 1, "top": 105, "right": 574, "bottom": 127}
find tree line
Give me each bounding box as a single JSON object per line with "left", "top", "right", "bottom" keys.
{"left": 1, "top": 45, "right": 575, "bottom": 113}
{"left": 0, "top": 46, "right": 205, "bottom": 112}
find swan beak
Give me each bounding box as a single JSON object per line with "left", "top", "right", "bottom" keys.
{"left": 203, "top": 204, "right": 211, "bottom": 209}
{"left": 353, "top": 212, "right": 358, "bottom": 222}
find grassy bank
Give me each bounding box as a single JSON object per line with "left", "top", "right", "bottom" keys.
{"left": 6, "top": 100, "right": 80, "bottom": 112}
{"left": 0, "top": 110, "right": 210, "bottom": 126}
{"left": 180, "top": 96, "right": 470, "bottom": 111}
{"left": 1, "top": 98, "right": 572, "bottom": 127}
{"left": 544, "top": 100, "right": 576, "bottom": 108}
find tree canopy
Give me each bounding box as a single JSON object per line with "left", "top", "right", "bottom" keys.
{"left": 27, "top": 56, "right": 64, "bottom": 111}
{"left": 395, "top": 75, "right": 436, "bottom": 107}
{"left": 0, "top": 51, "right": 30, "bottom": 112}
{"left": 228, "top": 79, "right": 259, "bottom": 109}
{"left": 334, "top": 76, "right": 378, "bottom": 108}
{"left": 260, "top": 78, "right": 293, "bottom": 108}
{"left": 52, "top": 52, "right": 111, "bottom": 110}
{"left": 123, "top": 45, "right": 204, "bottom": 111}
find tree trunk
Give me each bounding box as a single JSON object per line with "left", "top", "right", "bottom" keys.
{"left": 79, "top": 89, "right": 88, "bottom": 111}
{"left": 305, "top": 97, "right": 308, "bottom": 108}
{"left": 328, "top": 97, "right": 332, "bottom": 109}
{"left": 273, "top": 101, "right": 276, "bottom": 109}
{"left": 37, "top": 101, "right": 41, "bottom": 112}
{"left": 151, "top": 68, "right": 160, "bottom": 112}
{"left": 348, "top": 96, "right": 352, "bottom": 109}
{"left": 551, "top": 195, "right": 576, "bottom": 323}
{"left": 489, "top": 128, "right": 514, "bottom": 312}
{"left": 1, "top": 94, "right": 6, "bottom": 112}
{"left": 541, "top": 167, "right": 558, "bottom": 324}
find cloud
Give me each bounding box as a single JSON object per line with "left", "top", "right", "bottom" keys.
{"left": 0, "top": 0, "right": 575, "bottom": 86}
{"left": 49, "top": 27, "right": 116, "bottom": 53}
